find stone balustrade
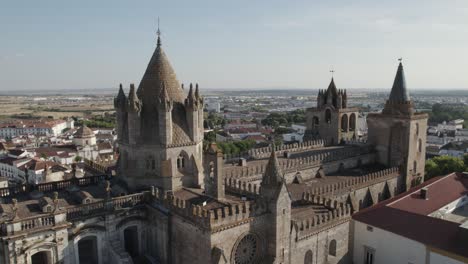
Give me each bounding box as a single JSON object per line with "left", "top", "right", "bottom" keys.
{"left": 0, "top": 174, "right": 107, "bottom": 199}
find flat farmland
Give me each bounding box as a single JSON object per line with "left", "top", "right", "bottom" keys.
{"left": 0, "top": 95, "right": 114, "bottom": 120}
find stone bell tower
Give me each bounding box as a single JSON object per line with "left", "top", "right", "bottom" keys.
{"left": 304, "top": 78, "right": 359, "bottom": 145}
{"left": 115, "top": 28, "right": 204, "bottom": 191}
{"left": 367, "top": 61, "right": 428, "bottom": 190}
{"left": 259, "top": 149, "right": 291, "bottom": 263}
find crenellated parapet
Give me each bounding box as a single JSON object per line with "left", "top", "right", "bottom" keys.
{"left": 150, "top": 187, "right": 255, "bottom": 232}
{"left": 292, "top": 203, "right": 352, "bottom": 241}
{"left": 300, "top": 193, "right": 342, "bottom": 209}
{"left": 224, "top": 177, "right": 261, "bottom": 198}
{"left": 305, "top": 167, "right": 400, "bottom": 196}
{"left": 246, "top": 140, "right": 326, "bottom": 160}
{"left": 223, "top": 146, "right": 374, "bottom": 179}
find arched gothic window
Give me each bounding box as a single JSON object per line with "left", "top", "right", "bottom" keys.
{"left": 329, "top": 239, "right": 337, "bottom": 256}
{"left": 341, "top": 114, "right": 348, "bottom": 132}
{"left": 177, "top": 155, "right": 186, "bottom": 169}
{"left": 349, "top": 113, "right": 356, "bottom": 131}
{"left": 313, "top": 116, "right": 319, "bottom": 128}
{"left": 304, "top": 250, "right": 313, "bottom": 264}
{"left": 418, "top": 138, "right": 422, "bottom": 152}
{"left": 325, "top": 109, "right": 332, "bottom": 124}
{"left": 416, "top": 123, "right": 419, "bottom": 135}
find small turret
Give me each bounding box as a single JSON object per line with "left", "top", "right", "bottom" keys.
{"left": 114, "top": 84, "right": 127, "bottom": 110}
{"left": 259, "top": 147, "right": 292, "bottom": 262}
{"left": 185, "top": 83, "right": 198, "bottom": 110}
{"left": 260, "top": 148, "right": 288, "bottom": 199}
{"left": 115, "top": 84, "right": 128, "bottom": 143}
{"left": 127, "top": 84, "right": 142, "bottom": 144}
{"left": 158, "top": 81, "right": 173, "bottom": 146}
{"left": 158, "top": 81, "right": 173, "bottom": 112}
{"left": 382, "top": 62, "right": 414, "bottom": 116}
{"left": 127, "top": 84, "right": 141, "bottom": 113}
{"left": 205, "top": 143, "right": 224, "bottom": 199}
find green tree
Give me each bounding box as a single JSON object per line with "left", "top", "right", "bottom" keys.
{"left": 74, "top": 156, "right": 83, "bottom": 162}
{"left": 205, "top": 131, "right": 217, "bottom": 142}
{"left": 425, "top": 155, "right": 465, "bottom": 181}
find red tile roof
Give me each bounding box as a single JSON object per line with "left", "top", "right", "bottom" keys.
{"left": 388, "top": 173, "right": 468, "bottom": 215}
{"left": 353, "top": 173, "right": 468, "bottom": 259}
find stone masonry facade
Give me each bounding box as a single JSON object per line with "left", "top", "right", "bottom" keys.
{"left": 0, "top": 30, "right": 427, "bottom": 264}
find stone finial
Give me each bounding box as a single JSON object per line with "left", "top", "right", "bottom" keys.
{"left": 114, "top": 83, "right": 127, "bottom": 109}
{"left": 11, "top": 199, "right": 18, "bottom": 220}
{"left": 105, "top": 180, "right": 112, "bottom": 199}
{"left": 158, "top": 81, "right": 173, "bottom": 111}
{"left": 127, "top": 83, "right": 141, "bottom": 113}
{"left": 53, "top": 192, "right": 59, "bottom": 212}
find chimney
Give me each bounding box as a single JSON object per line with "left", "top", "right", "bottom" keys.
{"left": 420, "top": 187, "right": 428, "bottom": 200}
{"left": 462, "top": 172, "right": 468, "bottom": 179}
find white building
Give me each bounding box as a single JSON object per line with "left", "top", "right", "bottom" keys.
{"left": 438, "top": 140, "right": 468, "bottom": 158}
{"left": 437, "top": 119, "right": 464, "bottom": 131}
{"left": 0, "top": 119, "right": 73, "bottom": 139}
{"left": 352, "top": 172, "right": 468, "bottom": 264}
{"left": 282, "top": 132, "right": 304, "bottom": 143}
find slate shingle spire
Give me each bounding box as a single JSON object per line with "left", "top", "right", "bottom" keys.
{"left": 388, "top": 62, "right": 410, "bottom": 103}
{"left": 137, "top": 26, "right": 185, "bottom": 104}
{"left": 114, "top": 83, "right": 127, "bottom": 109}
{"left": 261, "top": 148, "right": 284, "bottom": 186}
{"left": 383, "top": 60, "right": 414, "bottom": 116}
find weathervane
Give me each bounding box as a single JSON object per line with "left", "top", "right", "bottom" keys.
{"left": 398, "top": 57, "right": 403, "bottom": 63}
{"left": 330, "top": 69, "right": 335, "bottom": 78}
{"left": 157, "top": 17, "right": 161, "bottom": 46}
{"left": 157, "top": 17, "right": 161, "bottom": 37}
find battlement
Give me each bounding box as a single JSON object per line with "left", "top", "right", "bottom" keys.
{"left": 292, "top": 201, "right": 352, "bottom": 240}
{"left": 343, "top": 138, "right": 368, "bottom": 146}
{"left": 247, "top": 140, "right": 326, "bottom": 159}
{"left": 224, "top": 178, "right": 260, "bottom": 198}
{"left": 306, "top": 167, "right": 400, "bottom": 196}
{"left": 150, "top": 187, "right": 253, "bottom": 231}
{"left": 300, "top": 193, "right": 342, "bottom": 209}
{"left": 223, "top": 146, "right": 374, "bottom": 179}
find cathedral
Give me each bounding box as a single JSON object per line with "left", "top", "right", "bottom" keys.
{"left": 0, "top": 30, "right": 427, "bottom": 264}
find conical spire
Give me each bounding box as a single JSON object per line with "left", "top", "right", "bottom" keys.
{"left": 261, "top": 148, "right": 284, "bottom": 186}
{"left": 195, "top": 83, "right": 200, "bottom": 99}
{"left": 388, "top": 62, "right": 410, "bottom": 103}
{"left": 114, "top": 83, "right": 127, "bottom": 109}
{"left": 127, "top": 84, "right": 141, "bottom": 112}
{"left": 327, "top": 78, "right": 338, "bottom": 96}
{"left": 137, "top": 27, "right": 185, "bottom": 104}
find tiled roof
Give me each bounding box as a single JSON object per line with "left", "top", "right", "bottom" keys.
{"left": 388, "top": 62, "right": 410, "bottom": 103}
{"left": 353, "top": 173, "right": 468, "bottom": 259}
{"left": 137, "top": 35, "right": 185, "bottom": 103}
{"left": 75, "top": 125, "right": 94, "bottom": 138}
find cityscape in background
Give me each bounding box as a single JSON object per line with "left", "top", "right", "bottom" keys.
{"left": 1, "top": 1, "right": 467, "bottom": 263}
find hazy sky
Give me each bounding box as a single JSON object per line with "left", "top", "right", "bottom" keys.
{"left": 1, "top": 0, "right": 467, "bottom": 91}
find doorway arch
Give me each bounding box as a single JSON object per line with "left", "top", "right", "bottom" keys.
{"left": 124, "top": 226, "right": 140, "bottom": 258}
{"left": 31, "top": 251, "right": 52, "bottom": 264}
{"left": 78, "top": 236, "right": 99, "bottom": 264}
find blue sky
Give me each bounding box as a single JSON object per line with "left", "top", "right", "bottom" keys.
{"left": 1, "top": 0, "right": 467, "bottom": 91}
